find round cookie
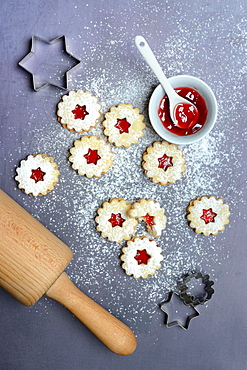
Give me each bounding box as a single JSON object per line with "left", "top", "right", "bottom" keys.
{"left": 128, "top": 199, "right": 167, "bottom": 237}
{"left": 57, "top": 90, "right": 102, "bottom": 133}
{"left": 142, "top": 141, "right": 186, "bottom": 185}
{"left": 187, "top": 196, "right": 230, "bottom": 236}
{"left": 120, "top": 236, "right": 163, "bottom": 278}
{"left": 15, "top": 154, "right": 60, "bottom": 196}
{"left": 102, "top": 103, "right": 145, "bottom": 147}
{"left": 95, "top": 198, "right": 138, "bottom": 243}
{"left": 69, "top": 135, "right": 114, "bottom": 178}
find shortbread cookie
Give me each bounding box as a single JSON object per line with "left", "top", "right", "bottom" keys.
{"left": 128, "top": 199, "right": 167, "bottom": 237}
{"left": 187, "top": 196, "right": 230, "bottom": 236}
{"left": 120, "top": 236, "right": 163, "bottom": 278}
{"left": 102, "top": 103, "right": 145, "bottom": 147}
{"left": 69, "top": 135, "right": 114, "bottom": 178}
{"left": 57, "top": 90, "right": 102, "bottom": 133}
{"left": 15, "top": 154, "right": 60, "bottom": 196}
{"left": 95, "top": 198, "right": 138, "bottom": 243}
{"left": 142, "top": 141, "right": 186, "bottom": 185}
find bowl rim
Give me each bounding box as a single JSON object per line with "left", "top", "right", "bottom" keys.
{"left": 148, "top": 75, "right": 218, "bottom": 145}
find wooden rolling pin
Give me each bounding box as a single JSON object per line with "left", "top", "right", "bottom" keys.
{"left": 0, "top": 190, "right": 136, "bottom": 355}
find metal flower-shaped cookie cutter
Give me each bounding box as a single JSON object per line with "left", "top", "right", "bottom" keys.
{"left": 160, "top": 272, "right": 214, "bottom": 330}
{"left": 19, "top": 35, "right": 81, "bottom": 91}
{"left": 178, "top": 272, "right": 215, "bottom": 306}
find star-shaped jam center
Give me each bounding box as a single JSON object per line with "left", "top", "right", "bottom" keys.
{"left": 200, "top": 208, "right": 217, "bottom": 224}
{"left": 30, "top": 167, "right": 46, "bottom": 183}
{"left": 158, "top": 154, "right": 173, "bottom": 171}
{"left": 84, "top": 149, "right": 101, "bottom": 165}
{"left": 72, "top": 104, "right": 89, "bottom": 120}
{"left": 114, "top": 118, "right": 131, "bottom": 134}
{"left": 134, "top": 249, "right": 151, "bottom": 265}
{"left": 108, "top": 213, "right": 125, "bottom": 227}
{"left": 143, "top": 213, "right": 155, "bottom": 227}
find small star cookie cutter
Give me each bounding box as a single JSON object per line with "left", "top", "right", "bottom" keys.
{"left": 19, "top": 35, "right": 81, "bottom": 91}
{"left": 178, "top": 272, "right": 215, "bottom": 306}
{"left": 160, "top": 291, "right": 200, "bottom": 330}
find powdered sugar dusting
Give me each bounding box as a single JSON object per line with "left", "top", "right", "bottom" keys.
{"left": 3, "top": 1, "right": 246, "bottom": 334}
{"left": 57, "top": 90, "right": 102, "bottom": 132}
{"left": 102, "top": 104, "right": 145, "bottom": 147}
{"left": 95, "top": 198, "right": 138, "bottom": 243}
{"left": 129, "top": 199, "right": 167, "bottom": 237}
{"left": 15, "top": 154, "right": 59, "bottom": 196}
{"left": 142, "top": 141, "right": 186, "bottom": 184}
{"left": 69, "top": 135, "right": 114, "bottom": 177}
{"left": 187, "top": 196, "right": 230, "bottom": 236}
{"left": 121, "top": 237, "right": 163, "bottom": 279}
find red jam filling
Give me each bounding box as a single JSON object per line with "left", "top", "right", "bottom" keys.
{"left": 158, "top": 154, "right": 173, "bottom": 171}
{"left": 30, "top": 167, "right": 46, "bottom": 183}
{"left": 200, "top": 208, "right": 217, "bottom": 224}
{"left": 108, "top": 213, "right": 125, "bottom": 227}
{"left": 84, "top": 149, "right": 101, "bottom": 165}
{"left": 158, "top": 87, "right": 208, "bottom": 136}
{"left": 143, "top": 214, "right": 155, "bottom": 227}
{"left": 174, "top": 102, "right": 199, "bottom": 129}
{"left": 115, "top": 118, "right": 131, "bottom": 134}
{"left": 134, "top": 249, "right": 151, "bottom": 265}
{"left": 72, "top": 104, "right": 89, "bottom": 120}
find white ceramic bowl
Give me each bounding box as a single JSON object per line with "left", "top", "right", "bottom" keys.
{"left": 148, "top": 75, "right": 218, "bottom": 145}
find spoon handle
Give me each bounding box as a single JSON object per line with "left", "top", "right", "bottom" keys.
{"left": 135, "top": 35, "right": 176, "bottom": 98}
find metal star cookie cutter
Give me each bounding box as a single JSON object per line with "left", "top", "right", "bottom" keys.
{"left": 160, "top": 291, "right": 200, "bottom": 330}
{"left": 178, "top": 272, "right": 215, "bottom": 306}
{"left": 19, "top": 35, "right": 81, "bottom": 91}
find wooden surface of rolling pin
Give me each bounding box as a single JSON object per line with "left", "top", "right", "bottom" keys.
{"left": 0, "top": 190, "right": 136, "bottom": 355}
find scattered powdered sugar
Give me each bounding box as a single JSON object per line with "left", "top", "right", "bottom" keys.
{"left": 5, "top": 2, "right": 246, "bottom": 334}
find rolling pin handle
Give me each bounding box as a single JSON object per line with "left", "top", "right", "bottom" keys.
{"left": 46, "top": 272, "right": 137, "bottom": 356}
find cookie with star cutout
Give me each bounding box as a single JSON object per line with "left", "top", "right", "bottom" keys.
{"left": 57, "top": 90, "right": 102, "bottom": 133}
{"left": 95, "top": 198, "right": 138, "bottom": 243}
{"left": 69, "top": 135, "right": 114, "bottom": 178}
{"left": 120, "top": 236, "right": 163, "bottom": 278}
{"left": 102, "top": 103, "right": 145, "bottom": 147}
{"left": 128, "top": 199, "right": 167, "bottom": 237}
{"left": 142, "top": 141, "right": 186, "bottom": 185}
{"left": 186, "top": 196, "right": 230, "bottom": 236}
{"left": 15, "top": 154, "right": 60, "bottom": 196}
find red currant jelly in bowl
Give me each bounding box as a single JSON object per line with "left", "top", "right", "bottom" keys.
{"left": 149, "top": 75, "right": 217, "bottom": 145}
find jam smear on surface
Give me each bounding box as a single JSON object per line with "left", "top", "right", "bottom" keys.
{"left": 84, "top": 149, "right": 101, "bottom": 165}
{"left": 143, "top": 213, "right": 155, "bottom": 227}
{"left": 72, "top": 104, "right": 89, "bottom": 120}
{"left": 134, "top": 249, "right": 151, "bottom": 265}
{"left": 108, "top": 213, "right": 125, "bottom": 227}
{"left": 115, "top": 118, "right": 131, "bottom": 134}
{"left": 158, "top": 87, "right": 208, "bottom": 136}
{"left": 30, "top": 167, "right": 46, "bottom": 183}
{"left": 158, "top": 154, "right": 173, "bottom": 171}
{"left": 200, "top": 208, "right": 217, "bottom": 224}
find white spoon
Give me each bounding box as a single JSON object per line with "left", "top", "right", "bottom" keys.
{"left": 135, "top": 35, "right": 198, "bottom": 129}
